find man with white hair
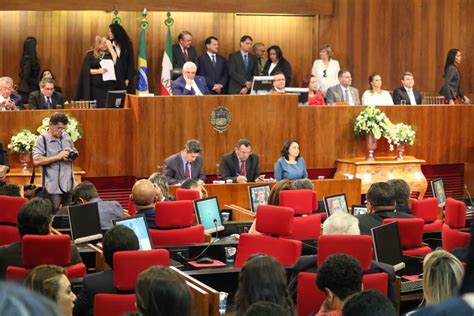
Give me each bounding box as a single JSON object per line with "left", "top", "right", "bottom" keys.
{"left": 171, "top": 61, "right": 210, "bottom": 95}
{"left": 0, "top": 77, "right": 23, "bottom": 110}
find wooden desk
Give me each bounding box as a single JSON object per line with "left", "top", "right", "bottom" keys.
{"left": 6, "top": 167, "right": 85, "bottom": 186}
{"left": 334, "top": 156, "right": 427, "bottom": 198}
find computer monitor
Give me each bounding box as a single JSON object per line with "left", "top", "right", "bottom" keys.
{"left": 351, "top": 204, "right": 368, "bottom": 216}
{"left": 371, "top": 221, "right": 406, "bottom": 271}
{"left": 248, "top": 184, "right": 271, "bottom": 212}
{"left": 194, "top": 196, "right": 225, "bottom": 234}
{"left": 105, "top": 90, "right": 126, "bottom": 108}
{"left": 113, "top": 215, "right": 153, "bottom": 250}
{"left": 68, "top": 202, "right": 102, "bottom": 244}
{"left": 431, "top": 177, "right": 447, "bottom": 207}
{"left": 323, "top": 193, "right": 349, "bottom": 217}
{"left": 284, "top": 87, "right": 309, "bottom": 106}
{"left": 250, "top": 76, "right": 274, "bottom": 95}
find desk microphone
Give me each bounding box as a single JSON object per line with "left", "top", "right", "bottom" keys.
{"left": 213, "top": 218, "right": 219, "bottom": 240}
{"left": 464, "top": 185, "right": 474, "bottom": 210}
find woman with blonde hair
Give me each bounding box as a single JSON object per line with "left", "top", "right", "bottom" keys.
{"left": 311, "top": 44, "right": 340, "bottom": 95}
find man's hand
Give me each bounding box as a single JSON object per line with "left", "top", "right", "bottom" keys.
{"left": 245, "top": 81, "right": 252, "bottom": 89}
{"left": 240, "top": 87, "right": 248, "bottom": 95}
{"left": 236, "top": 175, "right": 247, "bottom": 183}
{"left": 255, "top": 175, "right": 265, "bottom": 183}
{"left": 184, "top": 74, "right": 193, "bottom": 86}
{"left": 57, "top": 149, "right": 70, "bottom": 161}
{"left": 212, "top": 84, "right": 223, "bottom": 94}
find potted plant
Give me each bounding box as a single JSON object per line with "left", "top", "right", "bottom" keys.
{"left": 386, "top": 123, "right": 416, "bottom": 160}
{"left": 353, "top": 106, "right": 391, "bottom": 160}
{"left": 8, "top": 129, "right": 37, "bottom": 173}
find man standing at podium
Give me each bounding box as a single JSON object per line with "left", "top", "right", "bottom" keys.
{"left": 220, "top": 139, "right": 263, "bottom": 183}
{"left": 163, "top": 139, "right": 206, "bottom": 185}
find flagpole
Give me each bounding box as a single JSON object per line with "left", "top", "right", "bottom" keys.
{"left": 136, "top": 8, "right": 149, "bottom": 95}
{"left": 160, "top": 11, "right": 174, "bottom": 96}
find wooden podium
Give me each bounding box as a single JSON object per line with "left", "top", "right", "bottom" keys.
{"left": 334, "top": 156, "right": 427, "bottom": 198}
{"left": 6, "top": 167, "right": 85, "bottom": 188}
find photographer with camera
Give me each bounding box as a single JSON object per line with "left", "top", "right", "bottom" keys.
{"left": 33, "top": 113, "right": 78, "bottom": 212}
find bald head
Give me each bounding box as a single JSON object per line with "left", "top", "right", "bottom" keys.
{"left": 131, "top": 179, "right": 156, "bottom": 209}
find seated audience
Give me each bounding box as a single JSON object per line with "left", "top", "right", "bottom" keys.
{"left": 24, "top": 265, "right": 77, "bottom": 316}
{"left": 0, "top": 198, "right": 82, "bottom": 279}
{"left": 40, "top": 69, "right": 63, "bottom": 94}
{"left": 163, "top": 139, "right": 206, "bottom": 185}
{"left": 294, "top": 178, "right": 314, "bottom": 190}
{"left": 73, "top": 225, "right": 139, "bottom": 316}
{"left": 0, "top": 183, "right": 21, "bottom": 197}
{"left": 29, "top": 77, "right": 64, "bottom": 109}
{"left": 387, "top": 178, "right": 411, "bottom": 213}
{"left": 263, "top": 46, "right": 292, "bottom": 85}
{"left": 130, "top": 179, "right": 157, "bottom": 229}
{"left": 235, "top": 254, "right": 295, "bottom": 316}
{"left": 342, "top": 290, "right": 396, "bottom": 316}
{"left": 270, "top": 72, "right": 287, "bottom": 94}
{"left": 361, "top": 73, "right": 394, "bottom": 106}
{"left": 70, "top": 181, "right": 123, "bottom": 230}
{"left": 171, "top": 61, "right": 211, "bottom": 95}
{"left": 220, "top": 138, "right": 262, "bottom": 183}
{"left": 135, "top": 266, "right": 192, "bottom": 316}
{"left": 311, "top": 44, "right": 340, "bottom": 95}
{"left": 148, "top": 172, "right": 173, "bottom": 201}
{"left": 306, "top": 76, "right": 325, "bottom": 106}
{"left": 197, "top": 36, "right": 228, "bottom": 95}
{"left": 312, "top": 254, "right": 363, "bottom": 316}
{"left": 0, "top": 76, "right": 23, "bottom": 110}
{"left": 357, "top": 182, "right": 414, "bottom": 235}
{"left": 0, "top": 142, "right": 9, "bottom": 185}
{"left": 244, "top": 301, "right": 290, "bottom": 316}
{"left": 392, "top": 72, "right": 423, "bottom": 105}
{"left": 323, "top": 211, "right": 360, "bottom": 235}
{"left": 325, "top": 70, "right": 360, "bottom": 105}
{"left": 180, "top": 178, "right": 207, "bottom": 198}
{"left": 274, "top": 139, "right": 308, "bottom": 181}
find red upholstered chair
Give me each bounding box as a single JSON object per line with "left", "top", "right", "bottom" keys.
{"left": 0, "top": 225, "right": 20, "bottom": 246}
{"left": 6, "top": 234, "right": 86, "bottom": 280}
{"left": 442, "top": 198, "right": 470, "bottom": 251}
{"left": 411, "top": 198, "right": 442, "bottom": 232}
{"left": 127, "top": 196, "right": 136, "bottom": 216}
{"left": 234, "top": 205, "right": 302, "bottom": 268}
{"left": 149, "top": 201, "right": 204, "bottom": 246}
{"left": 94, "top": 294, "right": 137, "bottom": 316}
{"left": 176, "top": 188, "right": 201, "bottom": 201}
{"left": 0, "top": 195, "right": 28, "bottom": 225}
{"left": 382, "top": 218, "right": 432, "bottom": 256}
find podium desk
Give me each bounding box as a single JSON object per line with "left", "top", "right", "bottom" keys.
{"left": 334, "top": 156, "right": 427, "bottom": 198}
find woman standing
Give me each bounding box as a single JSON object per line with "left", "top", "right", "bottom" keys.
{"left": 18, "top": 37, "right": 41, "bottom": 104}
{"left": 263, "top": 45, "right": 292, "bottom": 86}
{"left": 311, "top": 44, "right": 340, "bottom": 96}
{"left": 108, "top": 23, "right": 136, "bottom": 94}
{"left": 274, "top": 140, "right": 308, "bottom": 181}
{"left": 361, "top": 73, "right": 394, "bottom": 106}
{"left": 440, "top": 48, "right": 470, "bottom": 104}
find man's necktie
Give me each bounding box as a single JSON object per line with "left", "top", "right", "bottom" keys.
{"left": 46, "top": 97, "right": 52, "bottom": 109}
{"left": 243, "top": 55, "right": 248, "bottom": 70}
{"left": 183, "top": 49, "right": 189, "bottom": 62}
{"left": 212, "top": 54, "right": 216, "bottom": 67}
{"left": 240, "top": 161, "right": 246, "bottom": 177}
{"left": 344, "top": 89, "right": 350, "bottom": 103}
{"left": 185, "top": 162, "right": 191, "bottom": 178}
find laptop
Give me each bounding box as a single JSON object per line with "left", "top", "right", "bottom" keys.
{"left": 248, "top": 184, "right": 271, "bottom": 212}
{"left": 323, "top": 193, "right": 349, "bottom": 217}
{"left": 351, "top": 205, "right": 368, "bottom": 216}
{"left": 105, "top": 90, "right": 126, "bottom": 108}
{"left": 68, "top": 202, "right": 103, "bottom": 245}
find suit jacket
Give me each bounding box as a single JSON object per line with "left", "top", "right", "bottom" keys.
{"left": 172, "top": 44, "right": 198, "bottom": 69}
{"left": 220, "top": 151, "right": 260, "bottom": 182}
{"left": 29, "top": 90, "right": 64, "bottom": 109}
{"left": 227, "top": 51, "right": 257, "bottom": 94}
{"left": 262, "top": 58, "right": 292, "bottom": 85}
{"left": 357, "top": 211, "right": 415, "bottom": 236}
{"left": 163, "top": 152, "right": 206, "bottom": 185}
{"left": 197, "top": 53, "right": 228, "bottom": 94}
{"left": 325, "top": 85, "right": 360, "bottom": 105}
{"left": 73, "top": 270, "right": 118, "bottom": 316}
{"left": 392, "top": 87, "right": 423, "bottom": 105}
{"left": 171, "top": 75, "right": 211, "bottom": 95}
{"left": 440, "top": 65, "right": 464, "bottom": 100}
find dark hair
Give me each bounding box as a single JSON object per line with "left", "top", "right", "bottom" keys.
{"left": 24, "top": 265, "right": 65, "bottom": 302}
{"left": 40, "top": 69, "right": 56, "bottom": 80}
{"left": 240, "top": 35, "right": 253, "bottom": 43}
{"left": 294, "top": 179, "right": 314, "bottom": 190}
{"left": 368, "top": 72, "right": 381, "bottom": 90}
{"left": 460, "top": 223, "right": 474, "bottom": 294}
{"left": 387, "top": 179, "right": 410, "bottom": 207}
{"left": 338, "top": 69, "right": 350, "bottom": 78}
{"left": 136, "top": 266, "right": 192, "bottom": 316}
{"left": 178, "top": 31, "right": 192, "bottom": 41}
{"left": 184, "top": 139, "right": 201, "bottom": 153}
{"left": 316, "top": 254, "right": 363, "bottom": 301}
{"left": 103, "top": 225, "right": 139, "bottom": 269}
{"left": 39, "top": 77, "right": 55, "bottom": 88}
{"left": 236, "top": 138, "right": 252, "bottom": 148}
{"left": 342, "top": 290, "right": 396, "bottom": 316}
{"left": 73, "top": 181, "right": 99, "bottom": 203}
{"left": 148, "top": 173, "right": 170, "bottom": 199}
{"left": 17, "top": 198, "right": 52, "bottom": 236}
{"left": 268, "top": 179, "right": 296, "bottom": 206}
{"left": 0, "top": 184, "right": 21, "bottom": 197}
{"left": 205, "top": 36, "right": 218, "bottom": 45}
{"left": 280, "top": 139, "right": 301, "bottom": 161}
{"left": 400, "top": 71, "right": 414, "bottom": 80}
{"left": 443, "top": 48, "right": 461, "bottom": 76}
{"left": 49, "top": 113, "right": 68, "bottom": 126}
{"left": 180, "top": 178, "right": 199, "bottom": 190}
{"left": 235, "top": 254, "right": 294, "bottom": 316}
{"left": 366, "top": 182, "right": 396, "bottom": 210}
{"left": 267, "top": 45, "right": 283, "bottom": 61}
{"left": 109, "top": 23, "right": 133, "bottom": 53}
{"left": 244, "top": 301, "right": 291, "bottom": 316}
{"left": 19, "top": 37, "right": 40, "bottom": 80}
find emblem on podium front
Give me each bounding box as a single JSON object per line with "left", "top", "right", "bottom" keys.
{"left": 210, "top": 106, "right": 232, "bottom": 133}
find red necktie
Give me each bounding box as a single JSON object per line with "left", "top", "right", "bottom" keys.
{"left": 240, "top": 161, "right": 246, "bottom": 177}
{"left": 185, "top": 162, "right": 191, "bottom": 178}
{"left": 183, "top": 49, "right": 189, "bottom": 61}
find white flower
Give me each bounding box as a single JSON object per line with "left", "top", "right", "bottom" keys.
{"left": 37, "top": 114, "right": 82, "bottom": 143}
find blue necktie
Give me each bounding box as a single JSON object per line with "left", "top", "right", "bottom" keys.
{"left": 46, "top": 97, "right": 52, "bottom": 109}
{"left": 243, "top": 54, "right": 248, "bottom": 70}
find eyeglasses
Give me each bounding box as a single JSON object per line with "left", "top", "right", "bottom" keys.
{"left": 323, "top": 69, "right": 327, "bottom": 78}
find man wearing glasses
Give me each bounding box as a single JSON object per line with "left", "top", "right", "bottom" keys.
{"left": 220, "top": 139, "right": 264, "bottom": 183}
{"left": 326, "top": 70, "right": 360, "bottom": 105}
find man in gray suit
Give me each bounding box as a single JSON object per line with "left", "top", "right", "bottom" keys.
{"left": 326, "top": 70, "right": 360, "bottom": 105}
{"left": 162, "top": 139, "right": 206, "bottom": 185}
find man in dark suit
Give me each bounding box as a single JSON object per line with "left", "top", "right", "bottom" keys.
{"left": 227, "top": 35, "right": 257, "bottom": 94}
{"left": 356, "top": 182, "right": 414, "bottom": 235}
{"left": 28, "top": 77, "right": 64, "bottom": 109}
{"left": 197, "top": 36, "right": 228, "bottom": 95}
{"left": 172, "top": 31, "right": 198, "bottom": 69}
{"left": 0, "top": 142, "right": 9, "bottom": 185}
{"left": 253, "top": 42, "right": 267, "bottom": 76}
{"left": 163, "top": 139, "right": 206, "bottom": 185}
{"left": 220, "top": 139, "right": 264, "bottom": 183}
{"left": 171, "top": 62, "right": 211, "bottom": 95}
{"left": 73, "top": 225, "right": 139, "bottom": 316}
{"left": 392, "top": 72, "right": 423, "bottom": 105}
{"left": 0, "top": 76, "right": 23, "bottom": 110}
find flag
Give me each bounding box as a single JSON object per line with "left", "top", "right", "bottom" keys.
{"left": 136, "top": 28, "right": 149, "bottom": 95}
{"left": 160, "top": 25, "right": 173, "bottom": 95}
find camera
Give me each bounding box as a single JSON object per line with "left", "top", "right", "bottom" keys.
{"left": 67, "top": 149, "right": 79, "bottom": 160}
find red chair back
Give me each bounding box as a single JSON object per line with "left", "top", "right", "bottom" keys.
{"left": 290, "top": 214, "right": 323, "bottom": 240}
{"left": 445, "top": 198, "right": 466, "bottom": 228}
{"left": 411, "top": 198, "right": 438, "bottom": 222}
{"left": 255, "top": 205, "right": 294, "bottom": 237}
{"left": 155, "top": 200, "right": 195, "bottom": 228}
{"left": 0, "top": 196, "right": 28, "bottom": 224}
{"left": 113, "top": 249, "right": 170, "bottom": 291}
{"left": 317, "top": 235, "right": 373, "bottom": 272}
{"left": 23, "top": 235, "right": 71, "bottom": 266}
{"left": 94, "top": 294, "right": 137, "bottom": 316}
{"left": 0, "top": 225, "right": 20, "bottom": 246}
{"left": 176, "top": 188, "right": 201, "bottom": 201}
{"left": 149, "top": 225, "right": 205, "bottom": 246}
{"left": 279, "top": 190, "right": 317, "bottom": 215}
{"left": 442, "top": 223, "right": 470, "bottom": 251}
{"left": 382, "top": 218, "right": 424, "bottom": 248}
{"left": 127, "top": 196, "right": 136, "bottom": 216}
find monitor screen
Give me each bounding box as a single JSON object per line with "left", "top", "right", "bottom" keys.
{"left": 248, "top": 184, "right": 271, "bottom": 212}
{"left": 194, "top": 196, "right": 225, "bottom": 234}
{"left": 431, "top": 178, "right": 446, "bottom": 207}
{"left": 250, "top": 76, "right": 274, "bottom": 95}
{"left": 68, "top": 202, "right": 102, "bottom": 244}
{"left": 284, "top": 87, "right": 309, "bottom": 106}
{"left": 113, "top": 215, "right": 153, "bottom": 250}
{"left": 105, "top": 90, "right": 126, "bottom": 108}
{"left": 323, "top": 193, "right": 349, "bottom": 217}
{"left": 371, "top": 221, "right": 405, "bottom": 271}
{"left": 352, "top": 204, "right": 368, "bottom": 216}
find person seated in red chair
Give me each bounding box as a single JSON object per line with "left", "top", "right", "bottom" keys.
{"left": 0, "top": 198, "right": 82, "bottom": 279}
{"left": 130, "top": 179, "right": 158, "bottom": 229}
{"left": 387, "top": 178, "right": 411, "bottom": 214}
{"left": 171, "top": 61, "right": 211, "bottom": 96}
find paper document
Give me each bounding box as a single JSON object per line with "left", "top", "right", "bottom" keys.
{"left": 100, "top": 59, "right": 116, "bottom": 81}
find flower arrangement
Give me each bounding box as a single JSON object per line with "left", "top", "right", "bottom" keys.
{"left": 37, "top": 114, "right": 82, "bottom": 142}
{"left": 353, "top": 106, "right": 392, "bottom": 140}
{"left": 8, "top": 129, "right": 37, "bottom": 153}
{"left": 386, "top": 123, "right": 416, "bottom": 150}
